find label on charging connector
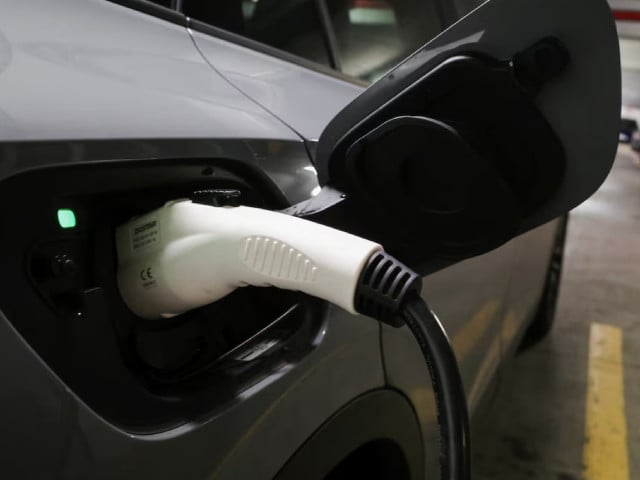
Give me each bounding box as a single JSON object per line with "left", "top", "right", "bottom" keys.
{"left": 140, "top": 265, "right": 157, "bottom": 289}
{"left": 131, "top": 217, "right": 160, "bottom": 253}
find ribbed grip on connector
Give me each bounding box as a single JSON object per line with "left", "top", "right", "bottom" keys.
{"left": 354, "top": 251, "right": 422, "bottom": 327}
{"left": 241, "top": 236, "right": 318, "bottom": 282}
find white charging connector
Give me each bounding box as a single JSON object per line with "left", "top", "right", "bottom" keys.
{"left": 116, "top": 199, "right": 382, "bottom": 319}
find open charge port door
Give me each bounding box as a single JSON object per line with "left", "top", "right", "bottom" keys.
{"left": 0, "top": 159, "right": 326, "bottom": 433}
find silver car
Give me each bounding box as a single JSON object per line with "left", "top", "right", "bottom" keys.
{"left": 0, "top": 0, "right": 619, "bottom": 478}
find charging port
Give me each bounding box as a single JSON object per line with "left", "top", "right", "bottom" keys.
{"left": 0, "top": 159, "right": 326, "bottom": 432}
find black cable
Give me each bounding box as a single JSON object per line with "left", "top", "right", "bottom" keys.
{"left": 355, "top": 251, "right": 471, "bottom": 480}
{"left": 401, "top": 293, "right": 470, "bottom": 480}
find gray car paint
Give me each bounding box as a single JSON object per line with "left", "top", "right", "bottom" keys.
{"left": 0, "top": 0, "right": 298, "bottom": 143}
{"left": 0, "top": 0, "right": 615, "bottom": 478}
{"left": 190, "top": 29, "right": 366, "bottom": 141}
{"left": 0, "top": 305, "right": 384, "bottom": 479}
{"left": 0, "top": 0, "right": 323, "bottom": 204}
{"left": 0, "top": 1, "right": 385, "bottom": 478}
{"left": 0, "top": 138, "right": 321, "bottom": 205}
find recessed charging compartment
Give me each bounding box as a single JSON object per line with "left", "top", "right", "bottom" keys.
{"left": 0, "top": 159, "right": 326, "bottom": 432}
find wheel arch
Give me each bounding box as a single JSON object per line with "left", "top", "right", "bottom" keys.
{"left": 274, "top": 389, "right": 424, "bottom": 480}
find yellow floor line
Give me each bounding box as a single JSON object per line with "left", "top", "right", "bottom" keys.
{"left": 583, "top": 323, "right": 629, "bottom": 480}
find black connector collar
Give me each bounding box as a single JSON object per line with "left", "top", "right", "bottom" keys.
{"left": 354, "top": 251, "right": 422, "bottom": 327}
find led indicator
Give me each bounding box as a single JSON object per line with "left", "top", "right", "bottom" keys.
{"left": 57, "top": 209, "right": 77, "bottom": 229}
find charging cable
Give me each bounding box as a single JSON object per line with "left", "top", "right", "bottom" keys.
{"left": 356, "top": 251, "right": 470, "bottom": 480}
{"left": 116, "top": 199, "right": 470, "bottom": 480}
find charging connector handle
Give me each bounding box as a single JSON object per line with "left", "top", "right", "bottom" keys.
{"left": 116, "top": 199, "right": 381, "bottom": 319}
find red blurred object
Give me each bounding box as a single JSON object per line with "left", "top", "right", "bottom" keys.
{"left": 351, "top": 0, "right": 392, "bottom": 9}
{"left": 613, "top": 10, "right": 640, "bottom": 21}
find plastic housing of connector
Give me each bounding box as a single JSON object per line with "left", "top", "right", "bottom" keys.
{"left": 116, "top": 199, "right": 381, "bottom": 319}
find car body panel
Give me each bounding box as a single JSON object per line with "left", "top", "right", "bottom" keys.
{"left": 502, "top": 221, "right": 559, "bottom": 354}
{"left": 0, "top": 138, "right": 321, "bottom": 205}
{"left": 0, "top": 0, "right": 607, "bottom": 478}
{"left": 190, "top": 28, "right": 366, "bottom": 141}
{"left": 0, "top": 0, "right": 324, "bottom": 205}
{"left": 0, "top": 0, "right": 298, "bottom": 143}
{"left": 0, "top": 303, "right": 384, "bottom": 480}
{"left": 0, "top": 1, "right": 386, "bottom": 478}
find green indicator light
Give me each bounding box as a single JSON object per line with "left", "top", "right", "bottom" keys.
{"left": 57, "top": 209, "right": 77, "bottom": 229}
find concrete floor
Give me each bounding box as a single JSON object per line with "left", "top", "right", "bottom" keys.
{"left": 472, "top": 146, "right": 640, "bottom": 479}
